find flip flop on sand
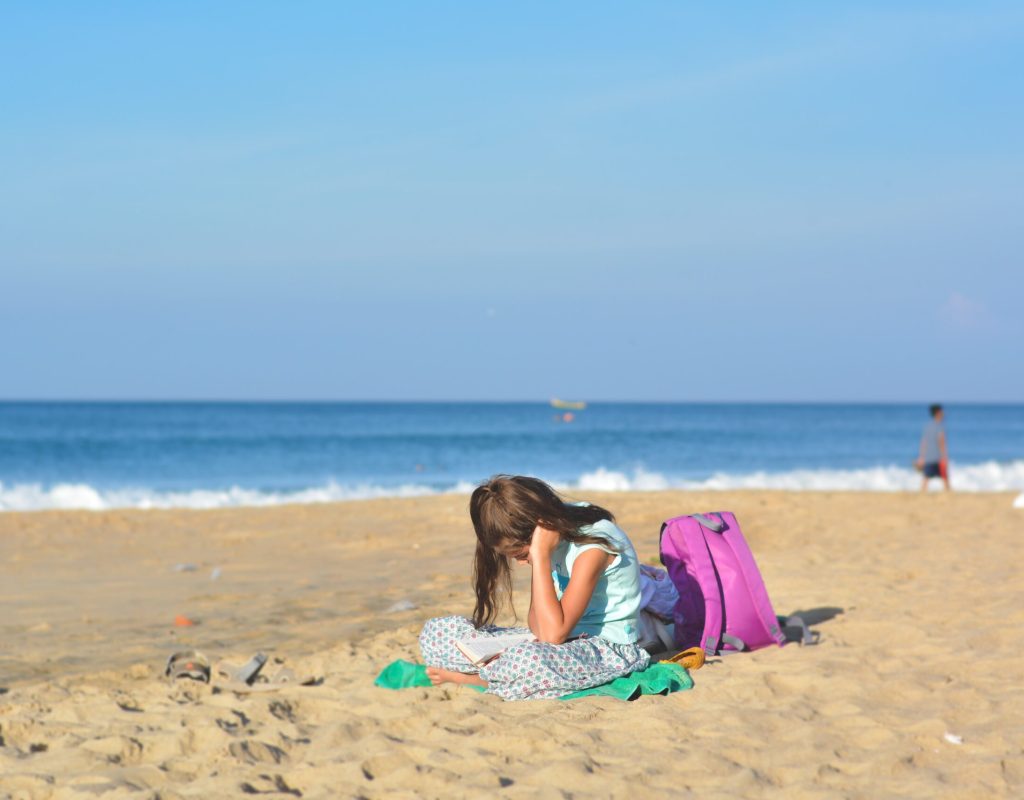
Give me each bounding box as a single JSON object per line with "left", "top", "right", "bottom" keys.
{"left": 165, "top": 650, "right": 211, "bottom": 683}
{"left": 222, "top": 652, "right": 269, "bottom": 685}
{"left": 661, "top": 647, "right": 706, "bottom": 671}
{"left": 214, "top": 654, "right": 319, "bottom": 694}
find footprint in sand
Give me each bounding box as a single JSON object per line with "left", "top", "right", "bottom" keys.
{"left": 216, "top": 709, "right": 252, "bottom": 734}
{"left": 114, "top": 691, "right": 144, "bottom": 713}
{"left": 239, "top": 773, "right": 301, "bottom": 796}
{"left": 268, "top": 699, "right": 297, "bottom": 722}
{"left": 360, "top": 752, "right": 415, "bottom": 780}
{"left": 229, "top": 739, "right": 290, "bottom": 765}
{"left": 80, "top": 735, "right": 144, "bottom": 765}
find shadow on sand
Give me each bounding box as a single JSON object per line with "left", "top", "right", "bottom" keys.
{"left": 779, "top": 606, "right": 844, "bottom": 644}
{"left": 647, "top": 606, "right": 844, "bottom": 660}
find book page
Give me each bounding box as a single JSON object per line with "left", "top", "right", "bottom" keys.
{"left": 455, "top": 633, "right": 535, "bottom": 666}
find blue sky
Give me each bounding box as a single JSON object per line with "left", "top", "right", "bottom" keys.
{"left": 2, "top": 2, "right": 1022, "bottom": 401}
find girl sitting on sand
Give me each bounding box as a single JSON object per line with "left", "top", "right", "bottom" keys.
{"left": 419, "top": 475, "right": 650, "bottom": 700}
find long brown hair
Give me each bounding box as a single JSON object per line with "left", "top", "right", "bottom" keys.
{"left": 469, "top": 474, "right": 616, "bottom": 627}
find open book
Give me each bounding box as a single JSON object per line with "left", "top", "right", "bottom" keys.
{"left": 455, "top": 632, "right": 535, "bottom": 667}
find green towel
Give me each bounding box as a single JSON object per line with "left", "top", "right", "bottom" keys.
{"left": 560, "top": 661, "right": 693, "bottom": 700}
{"left": 374, "top": 659, "right": 692, "bottom": 700}
{"left": 373, "top": 659, "right": 434, "bottom": 689}
{"left": 373, "top": 659, "right": 487, "bottom": 693}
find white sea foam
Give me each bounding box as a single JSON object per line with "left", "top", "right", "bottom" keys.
{"left": 572, "top": 461, "right": 1024, "bottom": 494}
{"left": 2, "top": 461, "right": 1023, "bottom": 512}
{"left": 0, "top": 480, "right": 445, "bottom": 512}
{"left": 572, "top": 467, "right": 672, "bottom": 492}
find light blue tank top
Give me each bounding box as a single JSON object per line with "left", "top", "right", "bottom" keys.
{"left": 550, "top": 518, "right": 642, "bottom": 644}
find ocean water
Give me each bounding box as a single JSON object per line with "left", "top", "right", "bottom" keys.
{"left": 0, "top": 402, "right": 1022, "bottom": 511}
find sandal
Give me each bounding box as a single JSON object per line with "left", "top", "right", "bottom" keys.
{"left": 661, "top": 647, "right": 706, "bottom": 671}
{"left": 215, "top": 655, "right": 318, "bottom": 694}
{"left": 165, "top": 650, "right": 211, "bottom": 683}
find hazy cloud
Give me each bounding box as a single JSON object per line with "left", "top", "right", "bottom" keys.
{"left": 939, "top": 292, "right": 990, "bottom": 330}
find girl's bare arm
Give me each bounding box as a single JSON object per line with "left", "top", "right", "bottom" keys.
{"left": 528, "top": 526, "right": 611, "bottom": 643}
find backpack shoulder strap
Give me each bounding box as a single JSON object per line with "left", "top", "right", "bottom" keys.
{"left": 714, "top": 512, "right": 786, "bottom": 646}
{"left": 680, "top": 516, "right": 726, "bottom": 657}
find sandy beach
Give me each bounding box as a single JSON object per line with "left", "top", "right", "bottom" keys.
{"left": 2, "top": 490, "right": 1022, "bottom": 798}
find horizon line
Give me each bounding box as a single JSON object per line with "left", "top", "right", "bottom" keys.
{"left": 1, "top": 398, "right": 1020, "bottom": 406}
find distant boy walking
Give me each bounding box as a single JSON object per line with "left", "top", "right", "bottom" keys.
{"left": 916, "top": 404, "right": 950, "bottom": 492}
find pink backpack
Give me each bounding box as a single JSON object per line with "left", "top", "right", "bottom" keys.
{"left": 660, "top": 512, "right": 811, "bottom": 656}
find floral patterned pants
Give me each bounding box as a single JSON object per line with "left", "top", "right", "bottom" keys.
{"left": 419, "top": 615, "right": 650, "bottom": 701}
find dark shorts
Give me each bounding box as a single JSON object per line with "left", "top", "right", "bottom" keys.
{"left": 923, "top": 462, "right": 946, "bottom": 479}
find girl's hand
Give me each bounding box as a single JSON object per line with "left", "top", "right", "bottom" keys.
{"left": 529, "top": 524, "right": 561, "bottom": 560}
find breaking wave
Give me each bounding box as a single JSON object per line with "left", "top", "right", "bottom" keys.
{"left": 574, "top": 461, "right": 1024, "bottom": 493}
{"left": 0, "top": 480, "right": 474, "bottom": 512}
{"left": 2, "top": 461, "right": 1022, "bottom": 511}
